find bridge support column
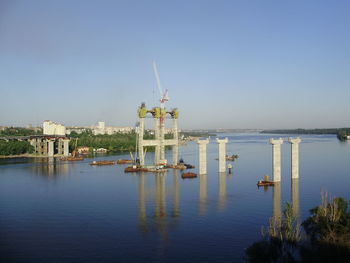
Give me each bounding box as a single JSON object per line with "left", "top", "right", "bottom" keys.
{"left": 269, "top": 138, "right": 283, "bottom": 182}
{"left": 63, "top": 139, "right": 70, "bottom": 156}
{"left": 217, "top": 138, "right": 229, "bottom": 173}
{"left": 154, "top": 118, "right": 160, "bottom": 165}
{"left": 197, "top": 139, "right": 209, "bottom": 174}
{"left": 172, "top": 118, "right": 179, "bottom": 165}
{"left": 48, "top": 139, "right": 54, "bottom": 157}
{"left": 288, "top": 137, "right": 301, "bottom": 179}
{"left": 57, "top": 139, "right": 63, "bottom": 155}
{"left": 138, "top": 118, "right": 145, "bottom": 166}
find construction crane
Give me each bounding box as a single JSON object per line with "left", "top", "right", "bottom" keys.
{"left": 153, "top": 61, "right": 169, "bottom": 109}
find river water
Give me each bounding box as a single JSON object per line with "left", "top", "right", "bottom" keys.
{"left": 1, "top": 133, "right": 350, "bottom": 262}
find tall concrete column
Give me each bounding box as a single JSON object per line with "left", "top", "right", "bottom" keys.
{"left": 159, "top": 120, "right": 165, "bottom": 163}
{"left": 288, "top": 137, "right": 301, "bottom": 179}
{"left": 63, "top": 139, "right": 70, "bottom": 156}
{"left": 216, "top": 138, "right": 229, "bottom": 173}
{"left": 43, "top": 139, "right": 48, "bottom": 156}
{"left": 197, "top": 139, "right": 209, "bottom": 174}
{"left": 154, "top": 118, "right": 160, "bottom": 165}
{"left": 138, "top": 118, "right": 145, "bottom": 166}
{"left": 57, "top": 139, "right": 63, "bottom": 155}
{"left": 29, "top": 139, "right": 37, "bottom": 154}
{"left": 48, "top": 139, "right": 54, "bottom": 157}
{"left": 172, "top": 118, "right": 179, "bottom": 165}
{"left": 269, "top": 138, "right": 283, "bottom": 182}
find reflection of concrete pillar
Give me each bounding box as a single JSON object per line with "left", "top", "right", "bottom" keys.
{"left": 269, "top": 138, "right": 283, "bottom": 182}
{"left": 155, "top": 175, "right": 166, "bottom": 218}
{"left": 288, "top": 137, "right": 301, "bottom": 179}
{"left": 199, "top": 174, "right": 207, "bottom": 215}
{"left": 217, "top": 138, "right": 229, "bottom": 173}
{"left": 138, "top": 118, "right": 145, "bottom": 166}
{"left": 291, "top": 178, "right": 300, "bottom": 217}
{"left": 273, "top": 182, "right": 281, "bottom": 221}
{"left": 48, "top": 139, "right": 54, "bottom": 157}
{"left": 172, "top": 118, "right": 179, "bottom": 165}
{"left": 172, "top": 171, "right": 179, "bottom": 217}
{"left": 63, "top": 139, "right": 70, "bottom": 156}
{"left": 154, "top": 118, "right": 160, "bottom": 165}
{"left": 138, "top": 173, "right": 146, "bottom": 226}
{"left": 197, "top": 139, "right": 209, "bottom": 174}
{"left": 218, "top": 172, "right": 227, "bottom": 211}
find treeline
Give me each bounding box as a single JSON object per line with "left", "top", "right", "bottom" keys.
{"left": 69, "top": 131, "right": 155, "bottom": 152}
{"left": 245, "top": 192, "right": 350, "bottom": 262}
{"left": 0, "top": 127, "right": 42, "bottom": 136}
{"left": 0, "top": 141, "right": 34, "bottom": 156}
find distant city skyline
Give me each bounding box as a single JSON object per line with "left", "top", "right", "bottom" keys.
{"left": 1, "top": 0, "right": 349, "bottom": 129}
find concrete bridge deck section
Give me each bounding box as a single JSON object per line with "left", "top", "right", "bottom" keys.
{"left": 0, "top": 135, "right": 70, "bottom": 157}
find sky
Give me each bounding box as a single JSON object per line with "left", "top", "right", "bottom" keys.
{"left": 0, "top": 0, "right": 349, "bottom": 129}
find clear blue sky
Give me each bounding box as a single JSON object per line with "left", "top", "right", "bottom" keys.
{"left": 0, "top": 0, "right": 349, "bottom": 129}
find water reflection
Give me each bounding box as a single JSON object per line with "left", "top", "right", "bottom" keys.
{"left": 199, "top": 174, "right": 207, "bottom": 215}
{"left": 172, "top": 170, "right": 180, "bottom": 217}
{"left": 273, "top": 182, "right": 281, "bottom": 221}
{"left": 137, "top": 173, "right": 180, "bottom": 238}
{"left": 218, "top": 172, "right": 227, "bottom": 211}
{"left": 291, "top": 178, "right": 300, "bottom": 217}
{"left": 30, "top": 157, "right": 69, "bottom": 177}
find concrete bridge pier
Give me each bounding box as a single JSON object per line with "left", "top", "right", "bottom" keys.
{"left": 197, "top": 139, "right": 209, "bottom": 174}
{"left": 63, "top": 139, "right": 70, "bottom": 156}
{"left": 47, "top": 139, "right": 54, "bottom": 157}
{"left": 269, "top": 138, "right": 284, "bottom": 182}
{"left": 288, "top": 137, "right": 301, "bottom": 179}
{"left": 172, "top": 118, "right": 179, "bottom": 165}
{"left": 216, "top": 138, "right": 229, "bottom": 173}
{"left": 138, "top": 118, "right": 145, "bottom": 166}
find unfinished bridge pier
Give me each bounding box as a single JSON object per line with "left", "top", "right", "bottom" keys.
{"left": 217, "top": 138, "right": 229, "bottom": 173}
{"left": 288, "top": 137, "right": 301, "bottom": 179}
{"left": 197, "top": 139, "right": 209, "bottom": 175}
{"left": 269, "top": 138, "right": 284, "bottom": 182}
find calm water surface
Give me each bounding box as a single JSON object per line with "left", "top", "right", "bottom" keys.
{"left": 1, "top": 133, "right": 350, "bottom": 262}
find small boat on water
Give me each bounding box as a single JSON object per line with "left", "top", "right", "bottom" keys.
{"left": 90, "top": 160, "right": 116, "bottom": 166}
{"left": 257, "top": 175, "right": 274, "bottom": 187}
{"left": 181, "top": 172, "right": 197, "bottom": 179}
{"left": 117, "top": 159, "right": 133, "bottom": 164}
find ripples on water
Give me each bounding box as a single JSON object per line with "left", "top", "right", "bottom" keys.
{"left": 1, "top": 133, "right": 350, "bottom": 262}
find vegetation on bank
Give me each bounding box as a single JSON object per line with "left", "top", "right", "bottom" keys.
{"left": 0, "top": 127, "right": 42, "bottom": 136}
{"left": 245, "top": 192, "right": 350, "bottom": 262}
{"left": 0, "top": 141, "right": 34, "bottom": 156}
{"left": 69, "top": 130, "right": 211, "bottom": 153}
{"left": 69, "top": 130, "right": 158, "bottom": 152}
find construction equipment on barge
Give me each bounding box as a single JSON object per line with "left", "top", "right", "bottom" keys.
{"left": 60, "top": 138, "right": 84, "bottom": 161}
{"left": 257, "top": 175, "right": 275, "bottom": 187}
{"left": 116, "top": 159, "right": 133, "bottom": 164}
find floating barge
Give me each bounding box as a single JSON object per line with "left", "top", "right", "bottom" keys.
{"left": 60, "top": 156, "right": 84, "bottom": 161}
{"left": 90, "top": 160, "right": 116, "bottom": 166}
{"left": 117, "top": 159, "right": 133, "bottom": 164}
{"left": 181, "top": 172, "right": 197, "bottom": 179}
